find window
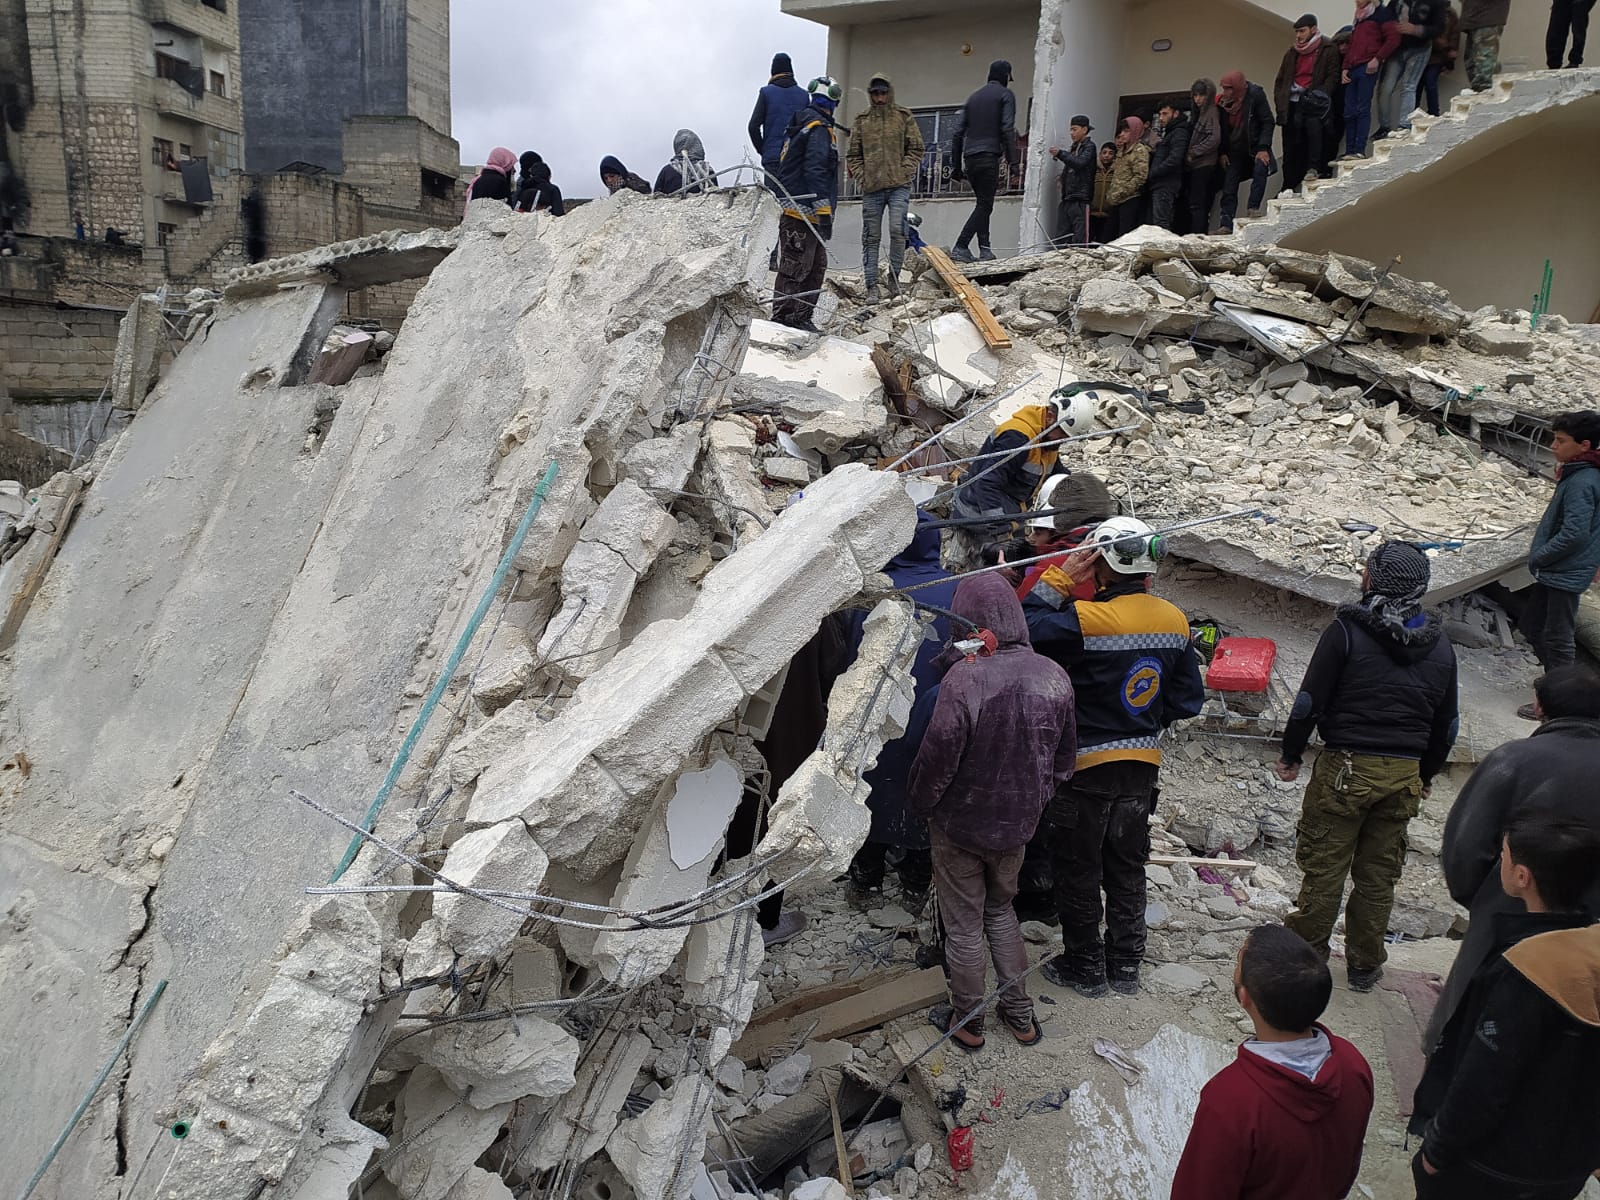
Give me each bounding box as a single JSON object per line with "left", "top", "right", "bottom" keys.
{"left": 152, "top": 136, "right": 176, "bottom": 167}
{"left": 842, "top": 106, "right": 1027, "bottom": 201}
{"left": 200, "top": 0, "right": 226, "bottom": 10}
{"left": 209, "top": 71, "right": 226, "bottom": 97}
{"left": 178, "top": 143, "right": 191, "bottom": 159}
{"left": 155, "top": 52, "right": 187, "bottom": 81}
{"left": 421, "top": 168, "right": 454, "bottom": 200}
{"left": 157, "top": 222, "right": 178, "bottom": 247}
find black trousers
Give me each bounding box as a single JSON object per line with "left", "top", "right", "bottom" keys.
{"left": 1411, "top": 1152, "right": 1585, "bottom": 1200}
{"left": 1282, "top": 105, "right": 1325, "bottom": 190}
{"left": 956, "top": 152, "right": 1001, "bottom": 251}
{"left": 1112, "top": 197, "right": 1143, "bottom": 239}
{"left": 1549, "top": 0, "right": 1597, "bottom": 66}
{"left": 773, "top": 214, "right": 827, "bottom": 329}
{"left": 1185, "top": 164, "right": 1220, "bottom": 234}
{"left": 1520, "top": 581, "right": 1582, "bottom": 669}
{"left": 849, "top": 841, "right": 933, "bottom": 891}
{"left": 1149, "top": 186, "right": 1180, "bottom": 231}
{"left": 1049, "top": 775, "right": 1155, "bottom": 982}
{"left": 725, "top": 781, "right": 783, "bottom": 930}
{"left": 1055, "top": 198, "right": 1090, "bottom": 246}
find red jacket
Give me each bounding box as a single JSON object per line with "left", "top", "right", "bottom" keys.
{"left": 1171, "top": 1028, "right": 1374, "bottom": 1200}
{"left": 1343, "top": 6, "right": 1402, "bottom": 69}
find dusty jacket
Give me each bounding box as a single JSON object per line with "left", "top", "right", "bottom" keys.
{"left": 1147, "top": 114, "right": 1191, "bottom": 189}
{"left": 1106, "top": 141, "right": 1150, "bottom": 208}
{"left": 1459, "top": 0, "right": 1511, "bottom": 29}
{"left": 1411, "top": 917, "right": 1600, "bottom": 1192}
{"left": 1187, "top": 101, "right": 1224, "bottom": 168}
{"left": 846, "top": 75, "right": 926, "bottom": 193}
{"left": 1275, "top": 40, "right": 1344, "bottom": 121}
{"left": 950, "top": 404, "right": 1062, "bottom": 527}
{"left": 1092, "top": 163, "right": 1114, "bottom": 213}
{"left": 1425, "top": 716, "right": 1600, "bottom": 1050}
{"left": 1172, "top": 1027, "right": 1374, "bottom": 1200}
{"left": 1529, "top": 458, "right": 1600, "bottom": 592}
{"left": 907, "top": 575, "right": 1077, "bottom": 852}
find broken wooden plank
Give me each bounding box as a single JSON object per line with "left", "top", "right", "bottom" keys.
{"left": 734, "top": 967, "right": 947, "bottom": 1062}
{"left": 0, "top": 472, "right": 84, "bottom": 651}
{"left": 744, "top": 967, "right": 912, "bottom": 1030}
{"left": 889, "top": 1025, "right": 955, "bottom": 1133}
{"left": 828, "top": 1085, "right": 853, "bottom": 1191}
{"left": 1149, "top": 854, "right": 1259, "bottom": 871}
{"left": 920, "top": 245, "right": 1012, "bottom": 351}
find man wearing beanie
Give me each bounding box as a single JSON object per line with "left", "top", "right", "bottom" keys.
{"left": 1276, "top": 541, "right": 1459, "bottom": 992}
{"left": 750, "top": 53, "right": 810, "bottom": 192}
{"left": 949, "top": 59, "right": 1021, "bottom": 262}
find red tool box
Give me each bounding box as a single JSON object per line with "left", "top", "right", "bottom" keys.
{"left": 1205, "top": 637, "right": 1276, "bottom": 693}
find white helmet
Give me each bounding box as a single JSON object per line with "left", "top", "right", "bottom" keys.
{"left": 1028, "top": 475, "right": 1069, "bottom": 532}
{"left": 1050, "top": 387, "right": 1101, "bottom": 436}
{"left": 1086, "top": 515, "right": 1163, "bottom": 575}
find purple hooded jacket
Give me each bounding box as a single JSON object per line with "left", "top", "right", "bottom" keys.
{"left": 907, "top": 574, "right": 1077, "bottom": 852}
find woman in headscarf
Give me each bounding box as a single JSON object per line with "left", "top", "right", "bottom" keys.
{"left": 514, "top": 154, "right": 566, "bottom": 216}
{"left": 600, "top": 155, "right": 652, "bottom": 196}
{"left": 464, "top": 147, "right": 517, "bottom": 214}
{"left": 654, "top": 129, "right": 719, "bottom": 195}
{"left": 1105, "top": 116, "right": 1150, "bottom": 239}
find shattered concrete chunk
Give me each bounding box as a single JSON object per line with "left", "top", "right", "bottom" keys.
{"left": 419, "top": 1015, "right": 579, "bottom": 1107}
{"left": 383, "top": 1066, "right": 514, "bottom": 1200}
{"left": 907, "top": 312, "right": 999, "bottom": 387}
{"left": 109, "top": 294, "right": 164, "bottom": 411}
{"left": 607, "top": 1078, "right": 714, "bottom": 1200}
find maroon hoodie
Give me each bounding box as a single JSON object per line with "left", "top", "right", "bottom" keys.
{"left": 1171, "top": 1026, "right": 1374, "bottom": 1200}
{"left": 907, "top": 574, "right": 1076, "bottom": 852}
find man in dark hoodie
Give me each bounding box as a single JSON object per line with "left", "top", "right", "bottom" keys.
{"left": 772, "top": 77, "right": 842, "bottom": 332}
{"left": 1049, "top": 115, "right": 1098, "bottom": 245}
{"left": 654, "top": 129, "right": 717, "bottom": 195}
{"left": 846, "top": 515, "right": 957, "bottom": 915}
{"left": 599, "top": 156, "right": 651, "bottom": 196}
{"left": 847, "top": 74, "right": 926, "bottom": 304}
{"left": 1426, "top": 664, "right": 1600, "bottom": 1053}
{"left": 514, "top": 154, "right": 565, "bottom": 216}
{"left": 1518, "top": 410, "right": 1600, "bottom": 706}
{"left": 1146, "top": 99, "right": 1191, "bottom": 231}
{"left": 1172, "top": 924, "right": 1374, "bottom": 1200}
{"left": 1410, "top": 808, "right": 1600, "bottom": 1198}
{"left": 909, "top": 573, "right": 1077, "bottom": 1050}
{"left": 1217, "top": 71, "right": 1277, "bottom": 231}
{"left": 1276, "top": 15, "right": 1344, "bottom": 192}
{"left": 949, "top": 60, "right": 1021, "bottom": 263}
{"left": 1276, "top": 541, "right": 1459, "bottom": 992}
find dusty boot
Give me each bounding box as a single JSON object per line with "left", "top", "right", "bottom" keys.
{"left": 884, "top": 273, "right": 902, "bottom": 300}
{"left": 864, "top": 285, "right": 881, "bottom": 305}
{"left": 949, "top": 244, "right": 976, "bottom": 264}
{"left": 847, "top": 880, "right": 882, "bottom": 912}
{"left": 1041, "top": 953, "right": 1109, "bottom": 998}
{"left": 900, "top": 885, "right": 929, "bottom": 918}
{"left": 979, "top": 246, "right": 997, "bottom": 261}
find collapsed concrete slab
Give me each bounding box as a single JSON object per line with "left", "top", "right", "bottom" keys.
{"left": 109, "top": 293, "right": 165, "bottom": 410}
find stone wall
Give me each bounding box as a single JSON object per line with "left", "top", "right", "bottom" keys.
{"left": 0, "top": 299, "right": 121, "bottom": 399}
{"left": 0, "top": 424, "right": 73, "bottom": 486}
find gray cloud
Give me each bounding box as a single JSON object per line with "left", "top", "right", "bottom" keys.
{"left": 451, "top": 1, "right": 829, "bottom": 197}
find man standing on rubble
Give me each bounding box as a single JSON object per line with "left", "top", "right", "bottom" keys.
{"left": 750, "top": 53, "right": 810, "bottom": 193}
{"left": 1146, "top": 100, "right": 1191, "bottom": 232}
{"left": 1217, "top": 71, "right": 1278, "bottom": 231}
{"left": 948, "top": 60, "right": 1021, "bottom": 263}
{"left": 1050, "top": 116, "right": 1099, "bottom": 246}
{"left": 1276, "top": 541, "right": 1459, "bottom": 993}
{"left": 1186, "top": 80, "right": 1225, "bottom": 234}
{"left": 1024, "top": 518, "right": 1207, "bottom": 997}
{"left": 1517, "top": 410, "right": 1600, "bottom": 714}
{"left": 772, "top": 77, "right": 842, "bottom": 332}
{"left": 1340, "top": 3, "right": 1402, "bottom": 157}
{"left": 909, "top": 574, "right": 1077, "bottom": 1051}
{"left": 847, "top": 74, "right": 926, "bottom": 305}
{"left": 1276, "top": 15, "right": 1344, "bottom": 193}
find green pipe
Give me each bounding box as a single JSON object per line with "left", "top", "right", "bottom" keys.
{"left": 18, "top": 980, "right": 167, "bottom": 1200}
{"left": 329, "top": 460, "right": 561, "bottom": 883}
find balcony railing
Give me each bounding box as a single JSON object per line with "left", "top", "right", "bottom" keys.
{"left": 841, "top": 141, "right": 1028, "bottom": 202}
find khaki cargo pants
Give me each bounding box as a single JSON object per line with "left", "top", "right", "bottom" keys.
{"left": 1285, "top": 750, "right": 1422, "bottom": 973}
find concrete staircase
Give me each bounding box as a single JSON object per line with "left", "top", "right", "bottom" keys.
{"left": 1234, "top": 68, "right": 1600, "bottom": 246}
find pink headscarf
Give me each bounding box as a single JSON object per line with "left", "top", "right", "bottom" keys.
{"left": 1120, "top": 116, "right": 1146, "bottom": 143}
{"left": 464, "top": 146, "right": 518, "bottom": 216}
{"left": 1219, "top": 71, "right": 1248, "bottom": 128}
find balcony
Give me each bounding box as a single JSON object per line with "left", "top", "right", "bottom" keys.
{"left": 150, "top": 76, "right": 242, "bottom": 134}
{"left": 782, "top": 0, "right": 1033, "bottom": 24}
{"left": 147, "top": 0, "right": 237, "bottom": 48}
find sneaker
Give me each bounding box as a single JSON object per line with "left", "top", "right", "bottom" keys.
{"left": 979, "top": 247, "right": 997, "bottom": 261}
{"left": 1517, "top": 702, "right": 1539, "bottom": 721}
{"left": 1347, "top": 965, "right": 1383, "bottom": 993}
{"left": 1246, "top": 207, "right": 1263, "bottom": 218}
{"left": 949, "top": 244, "right": 976, "bottom": 264}
{"left": 1040, "top": 954, "right": 1110, "bottom": 998}
{"left": 1304, "top": 168, "right": 1321, "bottom": 184}
{"left": 761, "top": 909, "right": 808, "bottom": 949}
{"left": 864, "top": 285, "right": 881, "bottom": 305}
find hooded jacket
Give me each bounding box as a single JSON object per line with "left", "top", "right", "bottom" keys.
{"left": 515, "top": 162, "right": 565, "bottom": 216}
{"left": 1275, "top": 37, "right": 1344, "bottom": 121}
{"left": 851, "top": 516, "right": 957, "bottom": 851}
{"left": 750, "top": 71, "right": 811, "bottom": 165}
{"left": 600, "top": 155, "right": 651, "bottom": 196}
{"left": 1280, "top": 601, "right": 1459, "bottom": 780}
{"left": 1220, "top": 76, "right": 1277, "bottom": 156}
{"left": 907, "top": 574, "right": 1077, "bottom": 852}
{"left": 1187, "top": 99, "right": 1224, "bottom": 169}
{"left": 1053, "top": 137, "right": 1098, "bottom": 202}
{"left": 777, "top": 103, "right": 839, "bottom": 226}
{"left": 1425, "top": 716, "right": 1600, "bottom": 1051}
{"left": 1106, "top": 126, "right": 1151, "bottom": 208}
{"left": 847, "top": 75, "right": 927, "bottom": 194}
{"left": 1172, "top": 1026, "right": 1374, "bottom": 1200}
{"left": 1528, "top": 457, "right": 1600, "bottom": 592}
{"left": 654, "top": 129, "right": 718, "bottom": 196}
{"left": 1147, "top": 113, "right": 1191, "bottom": 189}
{"left": 951, "top": 61, "right": 1020, "bottom": 167}
{"left": 1023, "top": 574, "right": 1206, "bottom": 770}
{"left": 1411, "top": 916, "right": 1600, "bottom": 1192}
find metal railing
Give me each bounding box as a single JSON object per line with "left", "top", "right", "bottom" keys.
{"left": 841, "top": 142, "right": 1028, "bottom": 201}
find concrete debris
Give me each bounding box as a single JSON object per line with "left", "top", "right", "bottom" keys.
{"left": 109, "top": 293, "right": 164, "bottom": 410}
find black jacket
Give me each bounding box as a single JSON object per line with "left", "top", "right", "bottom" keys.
{"left": 515, "top": 165, "right": 565, "bottom": 216}
{"left": 467, "top": 169, "right": 512, "bottom": 205}
{"left": 776, "top": 104, "right": 840, "bottom": 229}
{"left": 1398, "top": 0, "right": 1450, "bottom": 48}
{"left": 1425, "top": 716, "right": 1600, "bottom": 1050}
{"left": 1274, "top": 39, "right": 1344, "bottom": 121}
{"left": 1410, "top": 913, "right": 1600, "bottom": 1193}
{"left": 951, "top": 76, "right": 1020, "bottom": 167}
{"left": 1052, "top": 139, "right": 1097, "bottom": 202}
{"left": 1223, "top": 82, "right": 1276, "bottom": 156}
{"left": 1281, "top": 604, "right": 1458, "bottom": 781}
{"left": 1147, "top": 114, "right": 1191, "bottom": 189}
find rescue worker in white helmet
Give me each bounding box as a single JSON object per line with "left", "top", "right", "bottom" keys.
{"left": 1022, "top": 516, "right": 1206, "bottom": 998}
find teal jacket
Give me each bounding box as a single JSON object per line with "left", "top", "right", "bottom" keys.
{"left": 1529, "top": 460, "right": 1600, "bottom": 593}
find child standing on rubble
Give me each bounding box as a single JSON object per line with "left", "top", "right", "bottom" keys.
{"left": 908, "top": 574, "right": 1077, "bottom": 1052}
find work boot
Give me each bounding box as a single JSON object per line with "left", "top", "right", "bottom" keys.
{"left": 900, "top": 885, "right": 929, "bottom": 919}
{"left": 1041, "top": 954, "right": 1109, "bottom": 998}
{"left": 979, "top": 246, "right": 997, "bottom": 261}
{"left": 864, "top": 285, "right": 881, "bottom": 305}
{"left": 846, "top": 879, "right": 882, "bottom": 912}
{"left": 1347, "top": 964, "right": 1384, "bottom": 993}
{"left": 884, "top": 273, "right": 902, "bottom": 300}
{"left": 949, "top": 244, "right": 976, "bottom": 264}
{"left": 1109, "top": 963, "right": 1142, "bottom": 996}
{"left": 1246, "top": 207, "right": 1263, "bottom": 218}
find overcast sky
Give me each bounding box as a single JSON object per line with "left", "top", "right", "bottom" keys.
{"left": 450, "top": 1, "right": 829, "bottom": 196}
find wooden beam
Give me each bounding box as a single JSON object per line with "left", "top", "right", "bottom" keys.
{"left": 0, "top": 472, "right": 84, "bottom": 651}
{"left": 1149, "top": 854, "right": 1258, "bottom": 871}
{"left": 733, "top": 967, "right": 947, "bottom": 1062}
{"left": 744, "top": 968, "right": 911, "bottom": 1030}
{"left": 920, "top": 245, "right": 1012, "bottom": 351}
